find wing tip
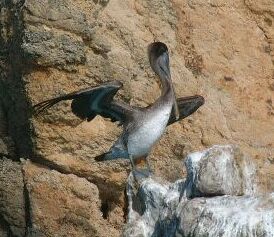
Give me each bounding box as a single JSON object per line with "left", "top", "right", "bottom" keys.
{"left": 32, "top": 100, "right": 54, "bottom": 117}
{"left": 197, "top": 95, "right": 205, "bottom": 106}
{"left": 179, "top": 95, "right": 205, "bottom": 107}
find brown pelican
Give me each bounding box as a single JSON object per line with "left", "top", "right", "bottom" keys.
{"left": 33, "top": 42, "right": 204, "bottom": 176}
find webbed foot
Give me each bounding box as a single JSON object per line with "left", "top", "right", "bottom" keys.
{"left": 132, "top": 167, "right": 153, "bottom": 181}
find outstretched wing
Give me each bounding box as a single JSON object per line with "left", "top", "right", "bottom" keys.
{"left": 168, "top": 95, "right": 205, "bottom": 126}
{"left": 33, "top": 81, "right": 134, "bottom": 124}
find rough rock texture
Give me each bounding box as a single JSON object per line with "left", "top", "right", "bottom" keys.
{"left": 184, "top": 145, "right": 256, "bottom": 197}
{"left": 0, "top": 158, "right": 26, "bottom": 237}
{"left": 177, "top": 194, "right": 274, "bottom": 237}
{"left": 0, "top": 0, "right": 273, "bottom": 236}
{"left": 124, "top": 145, "right": 274, "bottom": 237}
{"left": 124, "top": 175, "right": 182, "bottom": 237}
{"left": 23, "top": 160, "right": 119, "bottom": 237}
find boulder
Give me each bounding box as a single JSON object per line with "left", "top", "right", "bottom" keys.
{"left": 185, "top": 145, "right": 244, "bottom": 197}
{"left": 123, "top": 145, "right": 273, "bottom": 237}
{"left": 177, "top": 194, "right": 274, "bottom": 237}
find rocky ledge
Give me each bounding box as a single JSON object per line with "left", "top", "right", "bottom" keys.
{"left": 123, "top": 145, "right": 274, "bottom": 237}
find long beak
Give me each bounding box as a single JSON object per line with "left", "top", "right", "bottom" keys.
{"left": 148, "top": 42, "right": 180, "bottom": 120}
{"left": 171, "top": 83, "right": 180, "bottom": 120}
{"left": 160, "top": 57, "right": 179, "bottom": 120}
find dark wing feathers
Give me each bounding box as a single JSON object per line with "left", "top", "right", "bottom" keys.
{"left": 71, "top": 95, "right": 97, "bottom": 121}
{"left": 33, "top": 81, "right": 132, "bottom": 124}
{"left": 33, "top": 81, "right": 204, "bottom": 126}
{"left": 168, "top": 95, "right": 204, "bottom": 126}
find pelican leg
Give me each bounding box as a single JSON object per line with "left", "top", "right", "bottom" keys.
{"left": 129, "top": 155, "right": 142, "bottom": 180}
{"left": 129, "top": 155, "right": 150, "bottom": 180}
{"left": 129, "top": 154, "right": 136, "bottom": 170}
{"left": 138, "top": 157, "right": 152, "bottom": 177}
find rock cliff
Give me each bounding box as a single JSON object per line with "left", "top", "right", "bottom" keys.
{"left": 0, "top": 0, "right": 273, "bottom": 236}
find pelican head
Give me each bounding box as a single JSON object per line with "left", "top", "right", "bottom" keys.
{"left": 148, "top": 42, "right": 171, "bottom": 80}
{"left": 148, "top": 42, "right": 180, "bottom": 120}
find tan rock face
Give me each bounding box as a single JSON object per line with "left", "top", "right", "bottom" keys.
{"left": 0, "top": 0, "right": 273, "bottom": 235}
{"left": 23, "top": 161, "right": 119, "bottom": 237}
{"left": 0, "top": 158, "right": 26, "bottom": 236}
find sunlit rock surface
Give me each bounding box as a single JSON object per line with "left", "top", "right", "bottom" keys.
{"left": 124, "top": 145, "right": 274, "bottom": 237}
{"left": 23, "top": 160, "right": 119, "bottom": 237}
{"left": 184, "top": 145, "right": 257, "bottom": 197}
